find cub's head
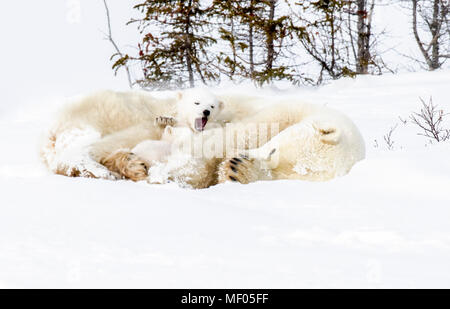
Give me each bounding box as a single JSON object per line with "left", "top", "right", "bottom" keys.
{"left": 176, "top": 88, "right": 224, "bottom": 132}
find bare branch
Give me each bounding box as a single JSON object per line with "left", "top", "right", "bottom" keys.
{"left": 409, "top": 97, "right": 450, "bottom": 142}
{"left": 383, "top": 124, "right": 398, "bottom": 150}
{"left": 103, "top": 0, "right": 134, "bottom": 89}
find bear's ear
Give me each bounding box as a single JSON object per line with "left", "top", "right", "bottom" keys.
{"left": 218, "top": 101, "right": 224, "bottom": 111}
{"left": 313, "top": 121, "right": 341, "bottom": 145}
{"left": 176, "top": 91, "right": 183, "bottom": 101}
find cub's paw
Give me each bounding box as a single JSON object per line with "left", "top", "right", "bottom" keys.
{"left": 155, "top": 116, "right": 176, "bottom": 127}
{"left": 102, "top": 150, "right": 149, "bottom": 181}
{"left": 218, "top": 154, "right": 260, "bottom": 185}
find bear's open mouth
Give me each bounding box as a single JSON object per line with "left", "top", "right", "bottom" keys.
{"left": 195, "top": 117, "right": 208, "bottom": 131}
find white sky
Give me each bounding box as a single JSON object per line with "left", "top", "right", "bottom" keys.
{"left": 0, "top": 0, "right": 140, "bottom": 114}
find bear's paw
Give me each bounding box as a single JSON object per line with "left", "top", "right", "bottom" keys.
{"left": 155, "top": 116, "right": 176, "bottom": 128}
{"left": 218, "top": 155, "right": 265, "bottom": 185}
{"left": 102, "top": 150, "right": 149, "bottom": 182}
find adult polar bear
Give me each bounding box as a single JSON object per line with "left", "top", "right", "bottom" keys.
{"left": 149, "top": 95, "right": 366, "bottom": 188}
{"left": 40, "top": 88, "right": 365, "bottom": 188}
{"left": 41, "top": 89, "right": 224, "bottom": 181}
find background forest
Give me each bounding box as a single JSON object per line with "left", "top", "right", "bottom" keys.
{"left": 106, "top": 0, "right": 450, "bottom": 89}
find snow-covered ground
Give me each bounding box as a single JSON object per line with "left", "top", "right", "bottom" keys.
{"left": 0, "top": 70, "right": 449, "bottom": 288}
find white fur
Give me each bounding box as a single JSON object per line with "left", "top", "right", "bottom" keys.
{"left": 175, "top": 88, "right": 224, "bottom": 131}
{"left": 40, "top": 88, "right": 222, "bottom": 178}
{"left": 131, "top": 140, "right": 172, "bottom": 164}
{"left": 131, "top": 88, "right": 224, "bottom": 165}
{"left": 151, "top": 99, "right": 366, "bottom": 187}
{"left": 41, "top": 88, "right": 365, "bottom": 187}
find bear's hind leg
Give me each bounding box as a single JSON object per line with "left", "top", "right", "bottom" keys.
{"left": 88, "top": 124, "right": 158, "bottom": 181}
{"left": 48, "top": 127, "right": 117, "bottom": 180}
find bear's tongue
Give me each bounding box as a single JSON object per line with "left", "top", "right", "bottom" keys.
{"left": 195, "top": 117, "right": 208, "bottom": 131}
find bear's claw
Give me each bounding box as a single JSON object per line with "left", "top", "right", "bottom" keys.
{"left": 155, "top": 116, "right": 176, "bottom": 127}
{"left": 219, "top": 155, "right": 260, "bottom": 184}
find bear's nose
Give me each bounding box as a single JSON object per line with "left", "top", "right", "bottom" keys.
{"left": 203, "top": 110, "right": 210, "bottom": 117}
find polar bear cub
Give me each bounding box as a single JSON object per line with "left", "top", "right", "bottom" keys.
{"left": 174, "top": 88, "right": 224, "bottom": 132}
{"left": 131, "top": 88, "right": 224, "bottom": 165}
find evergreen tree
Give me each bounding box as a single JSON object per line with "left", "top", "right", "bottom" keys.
{"left": 113, "top": 0, "right": 218, "bottom": 89}
{"left": 212, "top": 0, "right": 297, "bottom": 85}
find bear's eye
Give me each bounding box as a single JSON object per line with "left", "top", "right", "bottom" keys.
{"left": 194, "top": 102, "right": 200, "bottom": 105}
{"left": 211, "top": 106, "right": 215, "bottom": 109}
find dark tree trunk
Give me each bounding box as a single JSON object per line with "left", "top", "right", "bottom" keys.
{"left": 412, "top": 0, "right": 443, "bottom": 71}
{"left": 185, "top": 0, "right": 195, "bottom": 87}
{"left": 356, "top": 0, "right": 371, "bottom": 74}
{"left": 330, "top": 6, "right": 336, "bottom": 76}
{"left": 266, "top": 0, "right": 276, "bottom": 71}
{"left": 430, "top": 0, "right": 440, "bottom": 70}
{"left": 249, "top": 0, "right": 255, "bottom": 78}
